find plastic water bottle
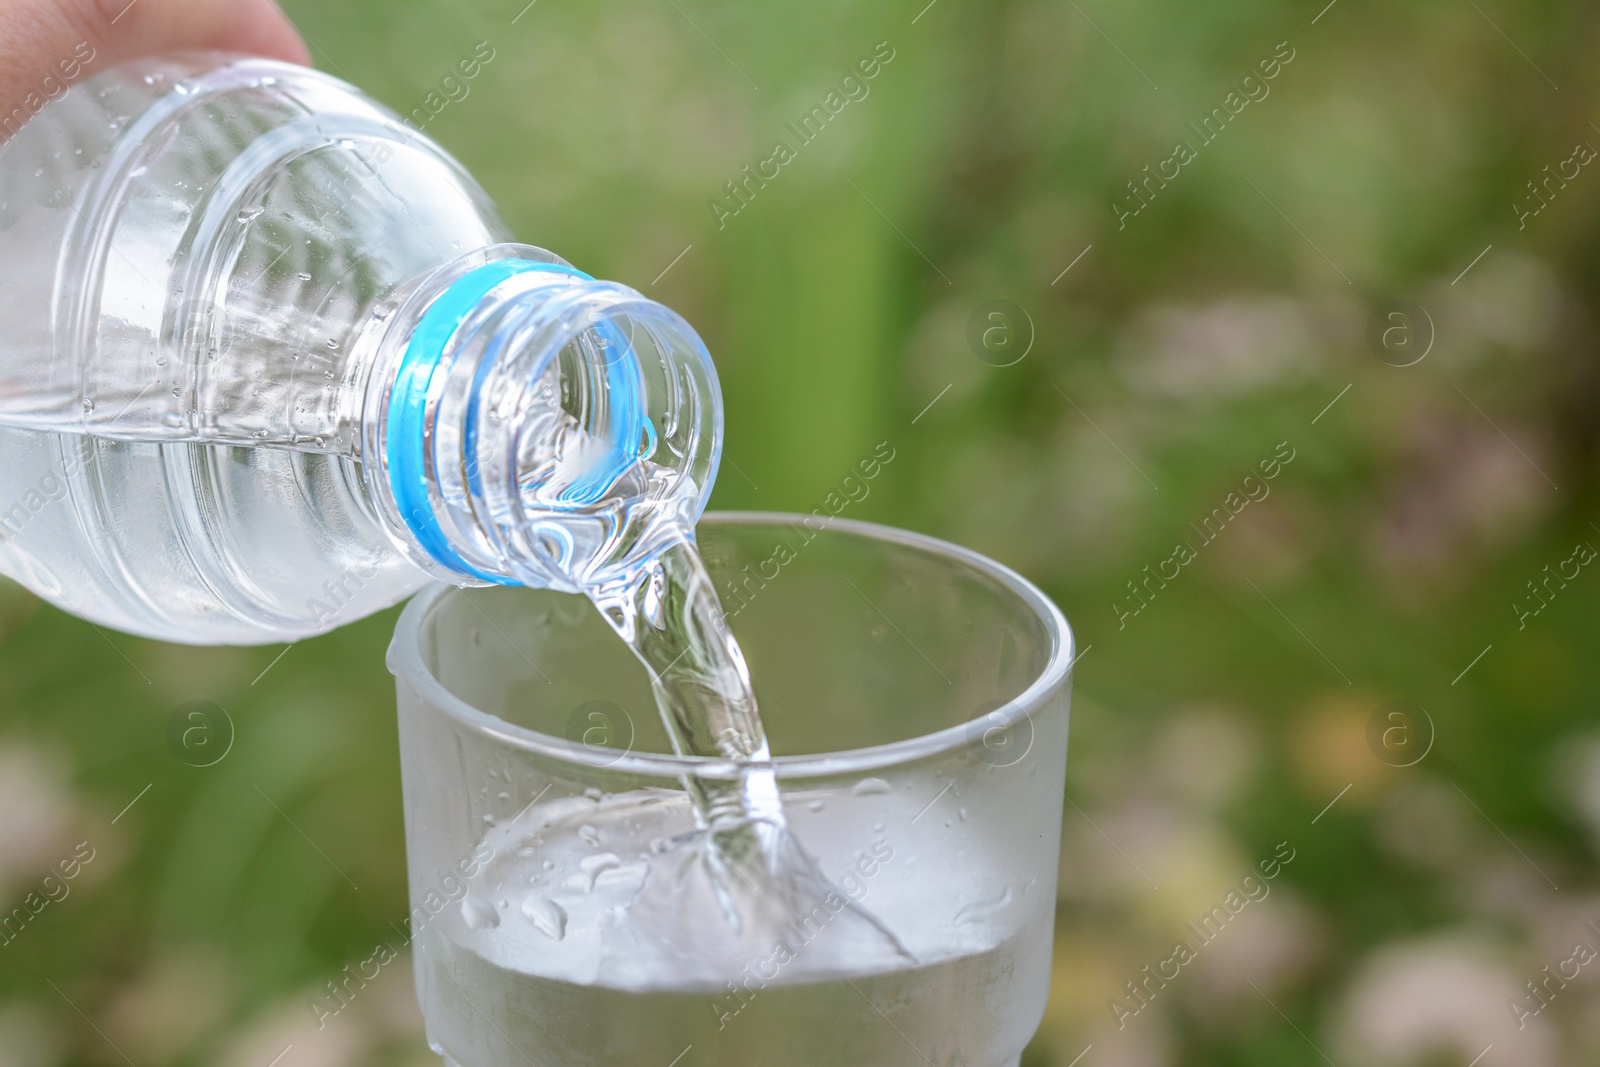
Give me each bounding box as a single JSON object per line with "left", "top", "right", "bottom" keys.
{"left": 0, "top": 53, "right": 722, "bottom": 644}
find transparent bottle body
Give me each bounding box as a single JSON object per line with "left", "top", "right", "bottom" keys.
{"left": 0, "top": 55, "right": 719, "bottom": 643}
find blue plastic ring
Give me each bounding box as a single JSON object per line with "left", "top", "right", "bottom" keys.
{"left": 386, "top": 259, "right": 601, "bottom": 584}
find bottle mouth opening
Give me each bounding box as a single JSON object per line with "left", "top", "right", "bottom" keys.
{"left": 386, "top": 258, "right": 721, "bottom": 589}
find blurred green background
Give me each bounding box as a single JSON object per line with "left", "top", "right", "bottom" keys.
{"left": 5, "top": 0, "right": 1600, "bottom": 1064}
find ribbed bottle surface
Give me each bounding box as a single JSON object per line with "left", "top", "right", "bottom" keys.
{"left": 0, "top": 55, "right": 720, "bottom": 643}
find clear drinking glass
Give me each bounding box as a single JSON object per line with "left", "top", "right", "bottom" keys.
{"left": 388, "top": 512, "right": 1074, "bottom": 1067}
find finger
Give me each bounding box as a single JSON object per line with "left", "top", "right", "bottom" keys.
{"left": 0, "top": 0, "right": 310, "bottom": 118}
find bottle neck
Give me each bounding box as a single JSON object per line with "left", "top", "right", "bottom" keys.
{"left": 360, "top": 247, "right": 723, "bottom": 592}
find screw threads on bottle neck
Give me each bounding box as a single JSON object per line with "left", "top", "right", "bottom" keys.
{"left": 375, "top": 251, "right": 722, "bottom": 592}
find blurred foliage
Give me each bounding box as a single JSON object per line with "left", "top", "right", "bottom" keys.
{"left": 5, "top": 0, "right": 1600, "bottom": 1064}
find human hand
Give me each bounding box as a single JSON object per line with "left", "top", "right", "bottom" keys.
{"left": 0, "top": 0, "right": 308, "bottom": 131}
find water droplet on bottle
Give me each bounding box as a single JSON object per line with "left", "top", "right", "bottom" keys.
{"left": 579, "top": 852, "right": 621, "bottom": 890}
{"left": 958, "top": 807, "right": 968, "bottom": 822}
{"left": 584, "top": 787, "right": 604, "bottom": 801}
{"left": 578, "top": 824, "right": 601, "bottom": 847}
{"left": 461, "top": 895, "right": 499, "bottom": 930}
{"left": 852, "top": 777, "right": 892, "bottom": 796}
{"left": 872, "top": 822, "right": 884, "bottom": 832}
{"left": 497, "top": 899, "right": 509, "bottom": 909}
{"left": 542, "top": 859, "right": 555, "bottom": 870}
{"left": 297, "top": 272, "right": 311, "bottom": 282}
{"left": 237, "top": 205, "right": 263, "bottom": 223}
{"left": 81, "top": 398, "right": 94, "bottom": 413}
{"left": 497, "top": 791, "right": 511, "bottom": 802}
{"left": 326, "top": 339, "right": 338, "bottom": 349}
{"left": 807, "top": 799, "right": 825, "bottom": 812}
{"left": 522, "top": 895, "right": 567, "bottom": 940}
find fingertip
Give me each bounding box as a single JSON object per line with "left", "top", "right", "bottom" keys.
{"left": 219, "top": 0, "right": 311, "bottom": 66}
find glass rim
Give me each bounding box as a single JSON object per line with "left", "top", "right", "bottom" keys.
{"left": 390, "top": 510, "right": 1074, "bottom": 779}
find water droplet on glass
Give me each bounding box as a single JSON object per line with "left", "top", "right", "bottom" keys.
{"left": 579, "top": 852, "right": 621, "bottom": 890}
{"left": 852, "top": 777, "right": 892, "bottom": 796}
{"left": 461, "top": 895, "right": 500, "bottom": 930}
{"left": 955, "top": 887, "right": 1013, "bottom": 926}
{"left": 522, "top": 895, "right": 567, "bottom": 940}
{"left": 578, "top": 824, "right": 601, "bottom": 847}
